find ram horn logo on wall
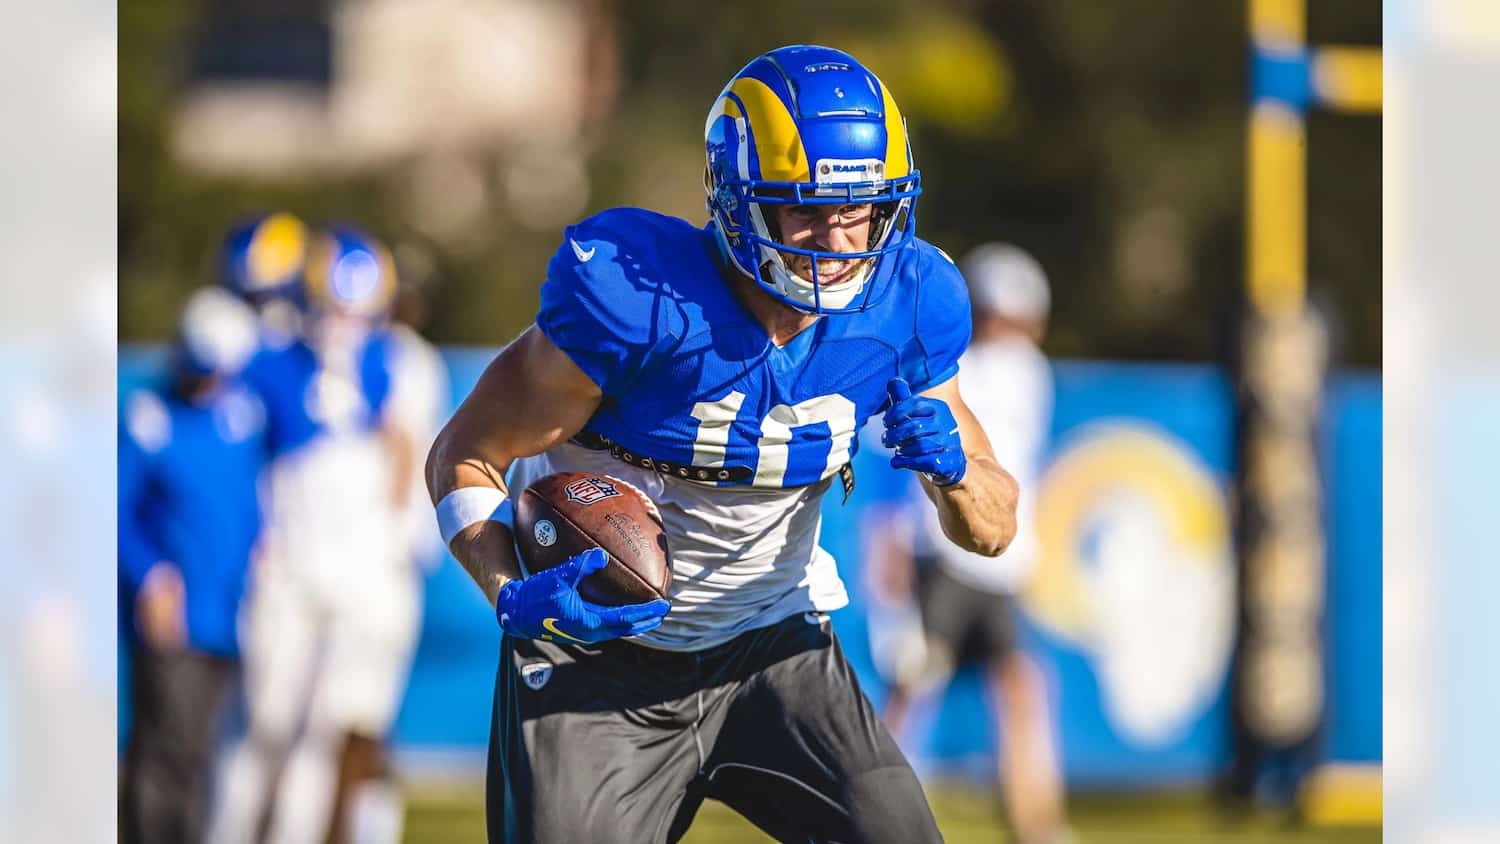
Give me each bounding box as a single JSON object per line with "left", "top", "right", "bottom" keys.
{"left": 1025, "top": 422, "right": 1235, "bottom": 746}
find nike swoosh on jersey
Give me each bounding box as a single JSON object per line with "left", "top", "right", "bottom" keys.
{"left": 541, "top": 617, "right": 589, "bottom": 643}
{"left": 570, "top": 238, "right": 596, "bottom": 262}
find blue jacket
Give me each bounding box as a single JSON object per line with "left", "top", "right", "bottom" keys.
{"left": 117, "top": 382, "right": 266, "bottom": 656}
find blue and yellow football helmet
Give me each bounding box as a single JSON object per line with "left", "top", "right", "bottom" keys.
{"left": 303, "top": 226, "right": 397, "bottom": 319}
{"left": 704, "top": 45, "right": 921, "bottom": 314}
{"left": 220, "top": 212, "right": 310, "bottom": 305}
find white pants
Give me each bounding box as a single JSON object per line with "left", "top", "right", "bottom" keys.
{"left": 247, "top": 433, "right": 422, "bottom": 736}
{"left": 208, "top": 555, "right": 420, "bottom": 844}
{"left": 209, "top": 432, "right": 423, "bottom": 844}
{"left": 241, "top": 555, "right": 420, "bottom": 740}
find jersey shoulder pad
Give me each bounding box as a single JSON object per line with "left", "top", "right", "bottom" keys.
{"left": 538, "top": 208, "right": 690, "bottom": 397}
{"left": 905, "top": 238, "right": 973, "bottom": 392}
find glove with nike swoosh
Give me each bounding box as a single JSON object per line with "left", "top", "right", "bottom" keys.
{"left": 496, "top": 548, "right": 670, "bottom": 644}
{"left": 881, "top": 377, "right": 967, "bottom": 487}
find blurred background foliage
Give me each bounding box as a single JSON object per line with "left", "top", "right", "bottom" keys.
{"left": 120, "top": 0, "right": 1379, "bottom": 365}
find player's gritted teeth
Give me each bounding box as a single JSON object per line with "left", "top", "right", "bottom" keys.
{"left": 787, "top": 254, "right": 867, "bottom": 286}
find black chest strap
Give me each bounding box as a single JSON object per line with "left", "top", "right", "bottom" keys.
{"left": 569, "top": 430, "right": 857, "bottom": 503}
{"left": 570, "top": 431, "right": 751, "bottom": 483}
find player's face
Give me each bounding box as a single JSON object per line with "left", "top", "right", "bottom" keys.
{"left": 770, "top": 203, "right": 874, "bottom": 285}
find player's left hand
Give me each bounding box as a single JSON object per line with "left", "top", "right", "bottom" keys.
{"left": 137, "top": 562, "right": 187, "bottom": 651}
{"left": 882, "top": 377, "right": 967, "bottom": 486}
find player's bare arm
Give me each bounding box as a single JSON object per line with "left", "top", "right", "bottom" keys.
{"left": 425, "top": 325, "right": 603, "bottom": 605}
{"left": 918, "top": 376, "right": 1019, "bottom": 557}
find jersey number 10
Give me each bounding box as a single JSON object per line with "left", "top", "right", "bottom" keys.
{"left": 689, "top": 391, "right": 857, "bottom": 488}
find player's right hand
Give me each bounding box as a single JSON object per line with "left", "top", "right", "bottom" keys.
{"left": 495, "top": 547, "right": 670, "bottom": 644}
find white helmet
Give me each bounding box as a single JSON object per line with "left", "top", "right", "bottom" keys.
{"left": 963, "top": 242, "right": 1050, "bottom": 321}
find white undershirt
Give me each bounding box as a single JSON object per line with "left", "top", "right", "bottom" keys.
{"left": 508, "top": 443, "right": 849, "bottom": 652}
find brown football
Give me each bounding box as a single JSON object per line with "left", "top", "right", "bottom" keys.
{"left": 513, "top": 472, "right": 672, "bottom": 605}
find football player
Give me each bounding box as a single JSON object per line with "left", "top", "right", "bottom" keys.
{"left": 427, "top": 45, "right": 1019, "bottom": 843}
{"left": 870, "top": 243, "right": 1071, "bottom": 844}
{"left": 209, "top": 228, "right": 422, "bottom": 844}
{"left": 119, "top": 287, "right": 267, "bottom": 844}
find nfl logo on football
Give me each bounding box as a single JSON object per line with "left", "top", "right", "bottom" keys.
{"left": 563, "top": 476, "right": 621, "bottom": 506}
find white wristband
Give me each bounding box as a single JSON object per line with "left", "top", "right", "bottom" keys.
{"left": 435, "top": 487, "right": 515, "bottom": 547}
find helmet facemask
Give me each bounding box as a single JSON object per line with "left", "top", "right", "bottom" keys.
{"left": 753, "top": 190, "right": 915, "bottom": 311}
{"left": 708, "top": 170, "right": 920, "bottom": 314}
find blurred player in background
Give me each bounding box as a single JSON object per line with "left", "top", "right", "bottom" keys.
{"left": 119, "top": 287, "right": 267, "bottom": 844}
{"left": 209, "top": 227, "right": 425, "bottom": 844}
{"left": 427, "top": 45, "right": 1019, "bottom": 843}
{"left": 219, "top": 214, "right": 312, "bottom": 350}
{"left": 387, "top": 277, "right": 452, "bottom": 579}
{"left": 867, "top": 243, "right": 1069, "bottom": 844}
{"left": 218, "top": 212, "right": 311, "bottom": 350}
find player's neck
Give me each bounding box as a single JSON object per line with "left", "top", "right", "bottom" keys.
{"left": 728, "top": 271, "right": 819, "bottom": 348}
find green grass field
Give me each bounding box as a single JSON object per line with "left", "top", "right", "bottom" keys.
{"left": 403, "top": 783, "right": 1381, "bottom": 843}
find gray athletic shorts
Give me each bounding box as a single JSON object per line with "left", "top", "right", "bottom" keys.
{"left": 917, "top": 560, "right": 1019, "bottom": 667}
{"left": 486, "top": 612, "right": 942, "bottom": 843}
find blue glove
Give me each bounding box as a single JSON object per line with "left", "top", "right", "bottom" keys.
{"left": 881, "top": 377, "right": 967, "bottom": 486}
{"left": 496, "top": 548, "right": 670, "bottom": 644}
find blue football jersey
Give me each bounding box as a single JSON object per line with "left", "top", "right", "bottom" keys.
{"left": 536, "top": 208, "right": 971, "bottom": 489}
{"left": 243, "top": 328, "right": 396, "bottom": 459}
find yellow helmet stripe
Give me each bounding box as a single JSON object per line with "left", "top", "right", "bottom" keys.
{"left": 247, "top": 213, "right": 308, "bottom": 289}
{"left": 705, "top": 94, "right": 739, "bottom": 132}
{"left": 708, "top": 93, "right": 744, "bottom": 124}
{"left": 879, "top": 80, "right": 912, "bottom": 180}
{"left": 729, "top": 76, "right": 809, "bottom": 182}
